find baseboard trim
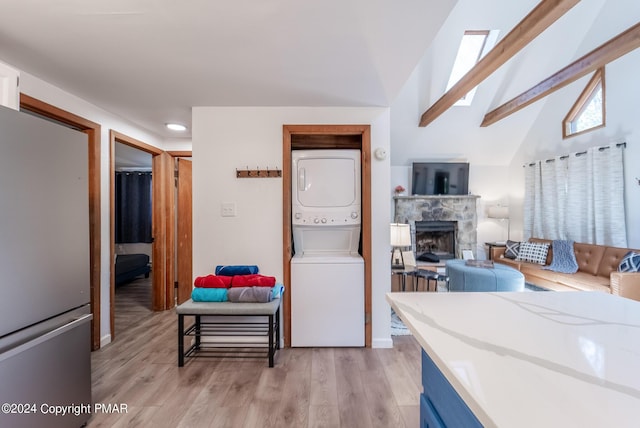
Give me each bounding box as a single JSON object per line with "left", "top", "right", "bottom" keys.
{"left": 100, "top": 334, "right": 112, "bottom": 348}
{"left": 372, "top": 337, "right": 393, "bottom": 349}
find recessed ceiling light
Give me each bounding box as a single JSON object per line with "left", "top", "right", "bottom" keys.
{"left": 166, "top": 123, "right": 187, "bottom": 131}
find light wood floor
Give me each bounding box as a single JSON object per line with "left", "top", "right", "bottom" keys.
{"left": 88, "top": 278, "right": 421, "bottom": 428}
{"left": 113, "top": 275, "right": 154, "bottom": 336}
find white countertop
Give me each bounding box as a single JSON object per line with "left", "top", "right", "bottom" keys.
{"left": 386, "top": 291, "right": 640, "bottom": 428}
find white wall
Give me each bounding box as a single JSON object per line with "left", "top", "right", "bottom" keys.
{"left": 192, "top": 106, "right": 393, "bottom": 348}
{"left": 471, "top": 165, "right": 511, "bottom": 257}
{"left": 164, "top": 137, "right": 193, "bottom": 152}
{"left": 16, "top": 69, "right": 171, "bottom": 346}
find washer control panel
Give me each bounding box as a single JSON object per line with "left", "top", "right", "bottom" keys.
{"left": 292, "top": 211, "right": 360, "bottom": 225}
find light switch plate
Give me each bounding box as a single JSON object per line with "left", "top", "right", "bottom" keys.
{"left": 221, "top": 202, "right": 236, "bottom": 217}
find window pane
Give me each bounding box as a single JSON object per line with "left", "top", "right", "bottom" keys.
{"left": 446, "top": 30, "right": 499, "bottom": 106}
{"left": 573, "top": 85, "right": 602, "bottom": 133}
{"left": 446, "top": 33, "right": 487, "bottom": 91}
{"left": 563, "top": 68, "right": 605, "bottom": 139}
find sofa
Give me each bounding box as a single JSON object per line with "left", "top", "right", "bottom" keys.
{"left": 492, "top": 238, "right": 640, "bottom": 300}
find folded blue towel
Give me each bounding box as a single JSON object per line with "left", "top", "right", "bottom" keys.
{"left": 272, "top": 283, "right": 285, "bottom": 299}
{"left": 191, "top": 287, "right": 228, "bottom": 302}
{"left": 214, "top": 265, "right": 260, "bottom": 276}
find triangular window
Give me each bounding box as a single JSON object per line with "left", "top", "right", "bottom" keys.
{"left": 446, "top": 30, "right": 500, "bottom": 106}
{"left": 563, "top": 67, "right": 605, "bottom": 138}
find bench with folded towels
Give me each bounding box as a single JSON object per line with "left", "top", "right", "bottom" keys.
{"left": 179, "top": 265, "right": 282, "bottom": 367}
{"left": 191, "top": 265, "right": 284, "bottom": 303}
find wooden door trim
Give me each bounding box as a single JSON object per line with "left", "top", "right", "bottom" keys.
{"left": 282, "top": 124, "right": 372, "bottom": 347}
{"left": 154, "top": 152, "right": 176, "bottom": 310}
{"left": 19, "top": 93, "right": 102, "bottom": 351}
{"left": 176, "top": 158, "right": 193, "bottom": 306}
{"left": 168, "top": 150, "right": 193, "bottom": 157}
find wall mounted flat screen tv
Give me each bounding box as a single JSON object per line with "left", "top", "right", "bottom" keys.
{"left": 411, "top": 162, "right": 469, "bottom": 195}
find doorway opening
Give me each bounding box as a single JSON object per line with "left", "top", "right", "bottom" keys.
{"left": 109, "top": 131, "right": 193, "bottom": 341}
{"left": 113, "top": 142, "right": 153, "bottom": 335}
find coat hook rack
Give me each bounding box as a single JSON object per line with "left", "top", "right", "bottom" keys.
{"left": 236, "top": 166, "right": 282, "bottom": 178}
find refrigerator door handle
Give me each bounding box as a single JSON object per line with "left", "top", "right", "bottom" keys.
{"left": 0, "top": 314, "right": 92, "bottom": 363}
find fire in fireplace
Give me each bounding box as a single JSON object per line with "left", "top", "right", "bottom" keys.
{"left": 415, "top": 221, "right": 457, "bottom": 261}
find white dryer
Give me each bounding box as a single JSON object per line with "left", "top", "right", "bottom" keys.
{"left": 291, "top": 149, "right": 361, "bottom": 256}
{"left": 290, "top": 149, "right": 364, "bottom": 347}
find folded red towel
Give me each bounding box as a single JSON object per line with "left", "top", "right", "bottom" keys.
{"left": 194, "top": 274, "right": 231, "bottom": 288}
{"left": 231, "top": 274, "right": 276, "bottom": 288}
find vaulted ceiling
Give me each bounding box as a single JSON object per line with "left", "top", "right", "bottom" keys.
{"left": 391, "top": 0, "right": 640, "bottom": 166}
{"left": 1, "top": 0, "right": 638, "bottom": 166}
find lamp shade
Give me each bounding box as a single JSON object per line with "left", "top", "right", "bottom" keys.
{"left": 390, "top": 223, "right": 411, "bottom": 247}
{"left": 488, "top": 205, "right": 509, "bottom": 219}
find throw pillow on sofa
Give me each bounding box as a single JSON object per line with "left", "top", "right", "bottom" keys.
{"left": 619, "top": 251, "right": 640, "bottom": 272}
{"left": 543, "top": 240, "right": 578, "bottom": 273}
{"left": 504, "top": 240, "right": 521, "bottom": 259}
{"left": 517, "top": 241, "right": 550, "bottom": 265}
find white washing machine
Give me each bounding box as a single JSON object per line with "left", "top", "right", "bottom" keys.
{"left": 291, "top": 255, "right": 364, "bottom": 346}
{"left": 290, "top": 149, "right": 364, "bottom": 347}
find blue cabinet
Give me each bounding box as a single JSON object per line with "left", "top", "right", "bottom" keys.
{"left": 421, "top": 393, "right": 445, "bottom": 428}
{"left": 421, "top": 350, "right": 483, "bottom": 428}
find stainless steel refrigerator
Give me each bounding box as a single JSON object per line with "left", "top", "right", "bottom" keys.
{"left": 0, "top": 105, "right": 92, "bottom": 427}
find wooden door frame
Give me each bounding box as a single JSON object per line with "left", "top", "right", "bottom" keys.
{"left": 109, "top": 144, "right": 193, "bottom": 332}
{"left": 282, "top": 124, "right": 372, "bottom": 347}
{"left": 110, "top": 131, "right": 173, "bottom": 340}
{"left": 19, "top": 94, "right": 102, "bottom": 351}
{"left": 110, "top": 145, "right": 191, "bottom": 309}
{"left": 176, "top": 157, "right": 193, "bottom": 306}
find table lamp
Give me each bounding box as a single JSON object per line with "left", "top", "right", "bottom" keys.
{"left": 390, "top": 223, "right": 411, "bottom": 269}
{"left": 487, "top": 205, "right": 510, "bottom": 243}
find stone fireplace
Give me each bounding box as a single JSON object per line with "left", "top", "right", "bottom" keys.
{"left": 394, "top": 195, "right": 479, "bottom": 259}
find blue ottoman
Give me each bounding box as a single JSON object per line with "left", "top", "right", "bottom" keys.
{"left": 446, "top": 259, "right": 524, "bottom": 292}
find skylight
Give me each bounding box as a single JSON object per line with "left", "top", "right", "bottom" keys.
{"left": 563, "top": 68, "right": 605, "bottom": 138}
{"left": 446, "top": 30, "right": 500, "bottom": 106}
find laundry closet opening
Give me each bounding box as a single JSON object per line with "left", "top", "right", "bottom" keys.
{"left": 282, "top": 125, "right": 372, "bottom": 348}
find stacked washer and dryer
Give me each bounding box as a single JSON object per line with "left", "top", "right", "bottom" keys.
{"left": 290, "top": 149, "right": 364, "bottom": 347}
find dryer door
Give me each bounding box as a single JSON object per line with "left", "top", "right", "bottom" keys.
{"left": 296, "top": 157, "right": 356, "bottom": 208}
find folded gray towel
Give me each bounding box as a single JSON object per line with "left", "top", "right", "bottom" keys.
{"left": 227, "top": 286, "right": 273, "bottom": 303}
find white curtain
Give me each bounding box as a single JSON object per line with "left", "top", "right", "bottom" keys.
{"left": 541, "top": 156, "right": 568, "bottom": 239}
{"left": 522, "top": 161, "right": 540, "bottom": 239}
{"left": 523, "top": 144, "right": 626, "bottom": 247}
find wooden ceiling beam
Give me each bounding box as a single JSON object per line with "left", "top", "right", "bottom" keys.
{"left": 419, "top": 0, "right": 580, "bottom": 127}
{"left": 481, "top": 22, "right": 640, "bottom": 127}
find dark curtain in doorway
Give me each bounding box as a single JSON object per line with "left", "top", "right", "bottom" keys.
{"left": 115, "top": 171, "right": 153, "bottom": 243}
